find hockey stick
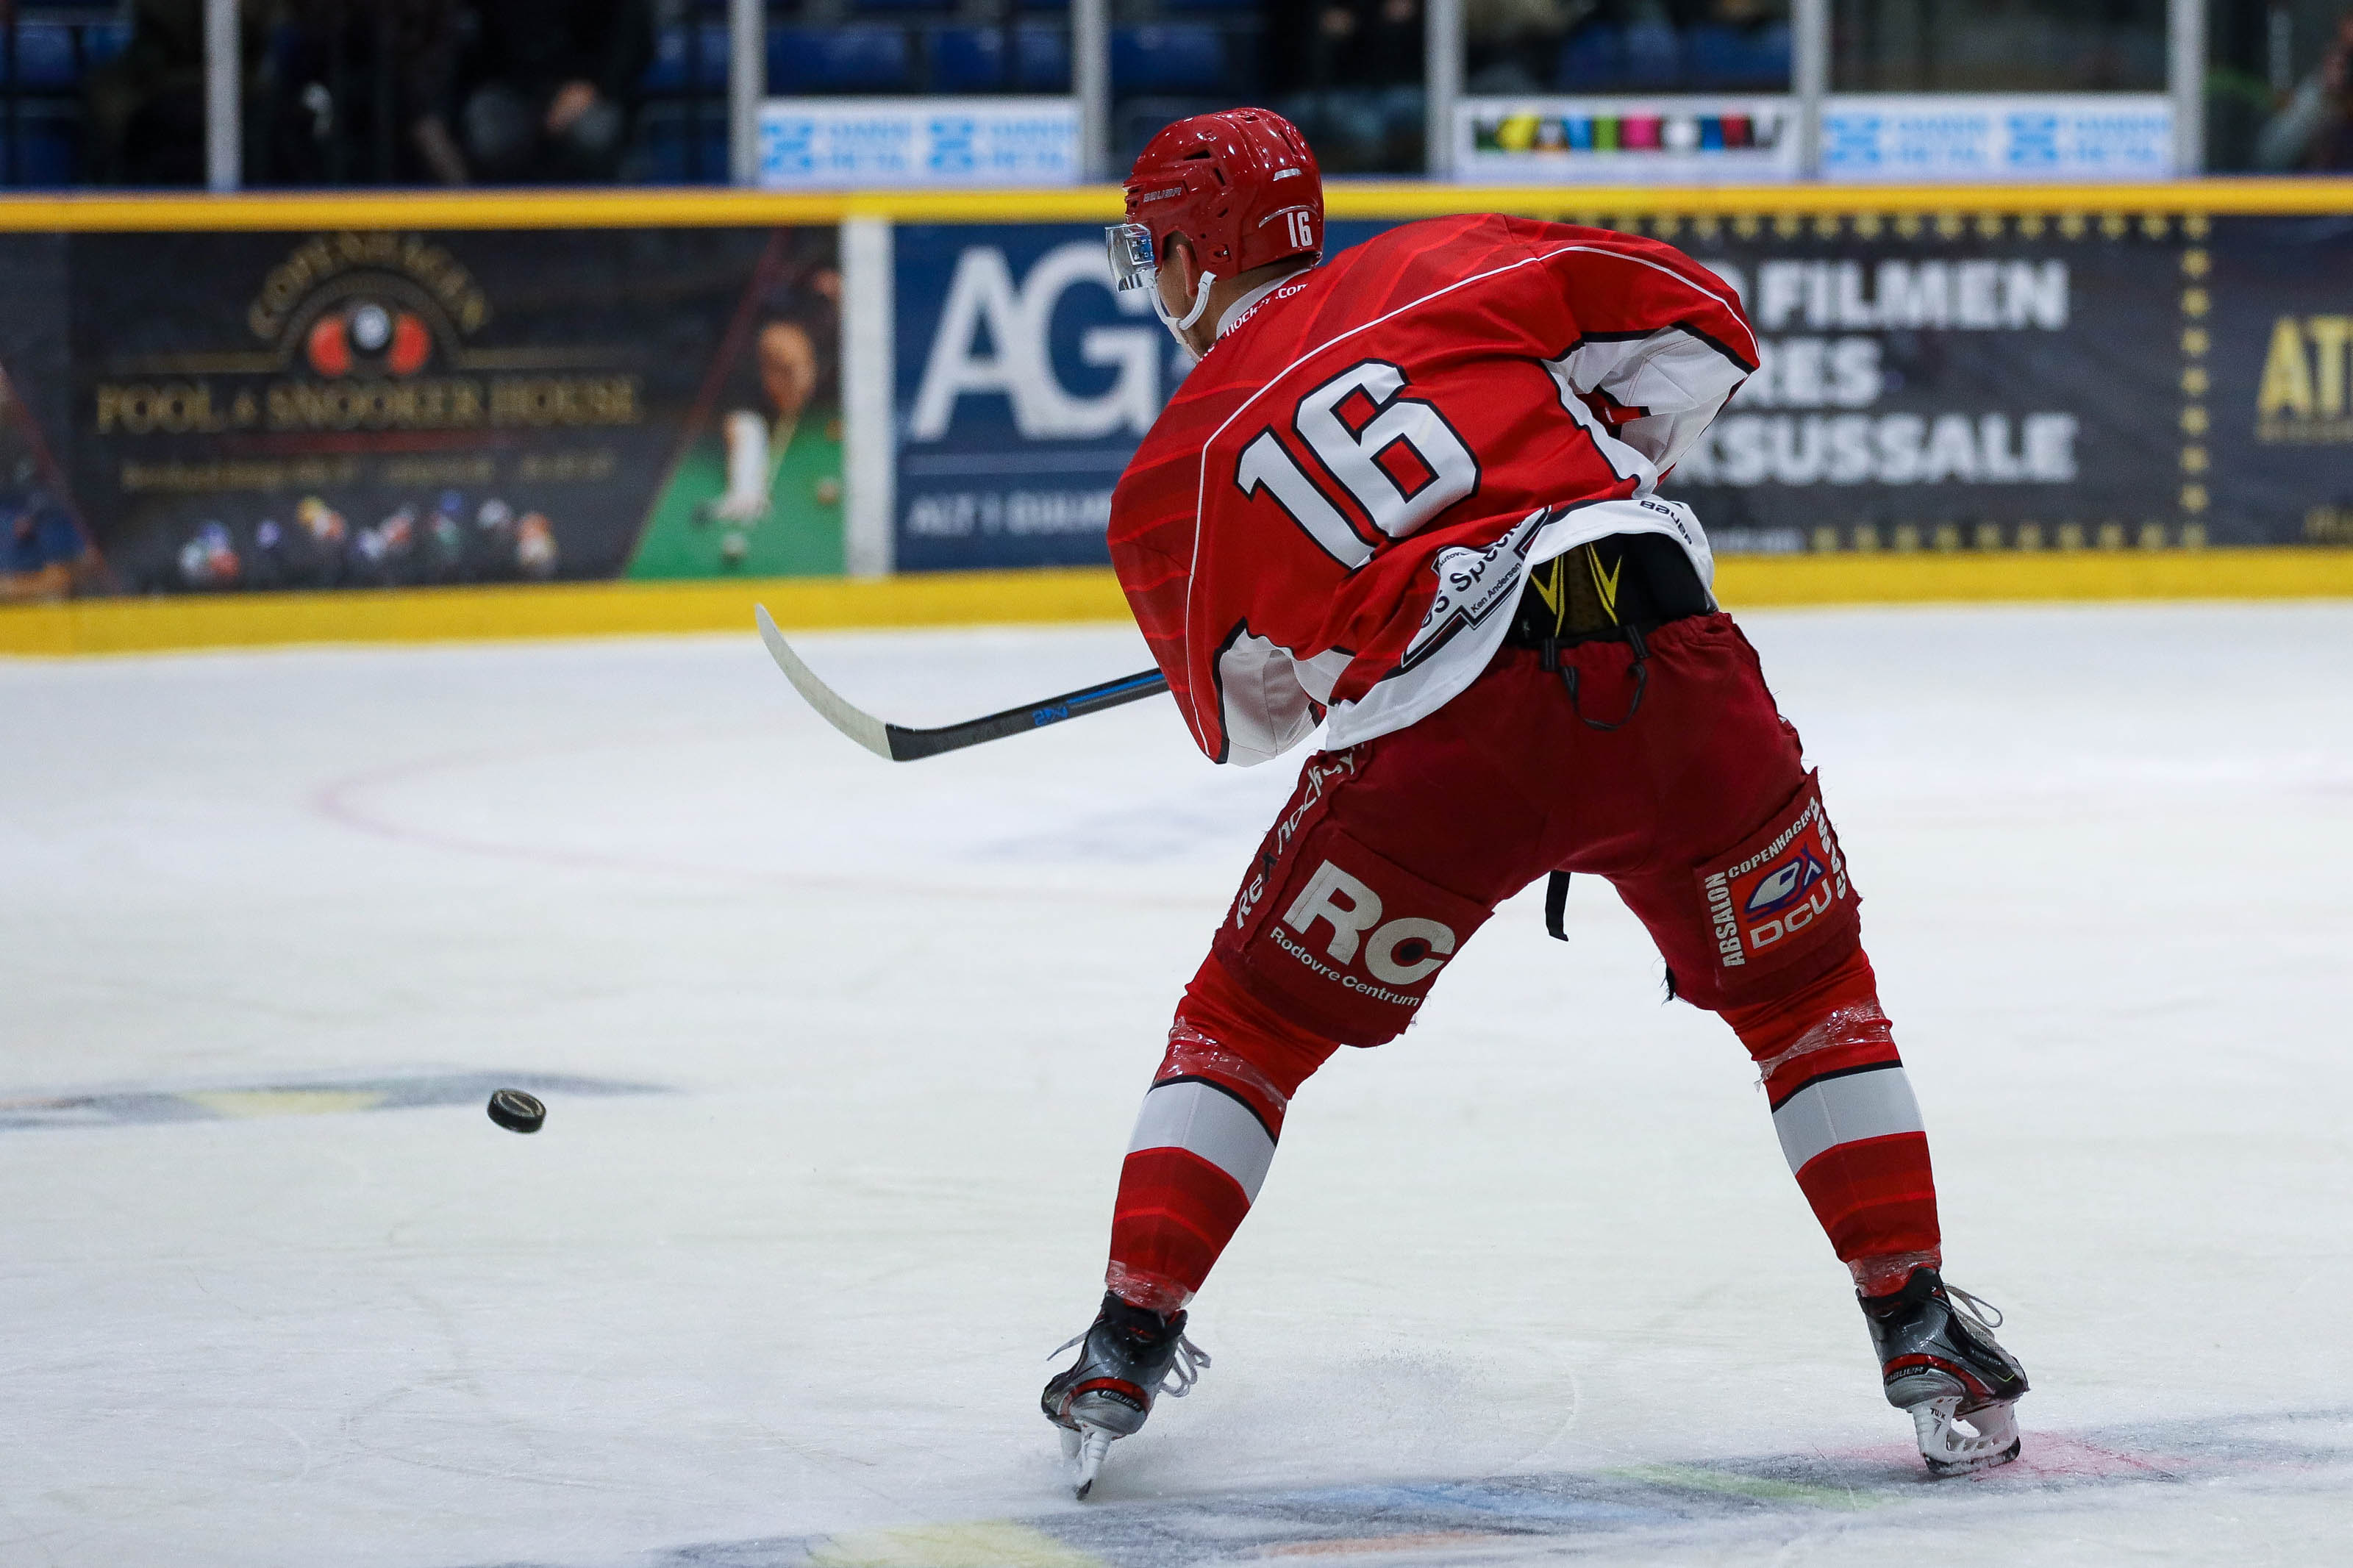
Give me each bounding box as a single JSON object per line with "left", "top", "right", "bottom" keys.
{"left": 754, "top": 604, "right": 1170, "bottom": 762}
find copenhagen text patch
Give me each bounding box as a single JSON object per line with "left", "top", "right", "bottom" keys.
{"left": 1693, "top": 770, "right": 1858, "bottom": 984}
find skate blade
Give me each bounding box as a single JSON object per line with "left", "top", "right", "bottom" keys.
{"left": 1067, "top": 1423, "right": 1115, "bottom": 1500}
{"left": 1911, "top": 1395, "right": 2022, "bottom": 1476}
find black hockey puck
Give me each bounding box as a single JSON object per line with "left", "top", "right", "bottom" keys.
{"left": 487, "top": 1088, "right": 546, "bottom": 1134}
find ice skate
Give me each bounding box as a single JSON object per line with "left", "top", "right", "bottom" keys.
{"left": 1861, "top": 1266, "right": 2029, "bottom": 1475}
{"left": 1040, "top": 1292, "right": 1208, "bottom": 1499}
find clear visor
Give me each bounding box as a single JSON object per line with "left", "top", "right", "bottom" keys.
{"left": 1106, "top": 223, "right": 1157, "bottom": 292}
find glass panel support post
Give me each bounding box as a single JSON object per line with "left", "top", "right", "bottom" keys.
{"left": 1427, "top": 0, "right": 1462, "bottom": 179}
{"left": 1793, "top": 0, "right": 1827, "bottom": 179}
{"left": 842, "top": 216, "right": 897, "bottom": 578}
{"left": 731, "top": 0, "right": 764, "bottom": 185}
{"left": 205, "top": 0, "right": 240, "bottom": 191}
{"left": 1076, "top": 0, "right": 1111, "bottom": 180}
{"left": 2168, "top": 0, "right": 2204, "bottom": 173}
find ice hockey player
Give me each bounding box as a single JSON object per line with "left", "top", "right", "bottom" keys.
{"left": 1042, "top": 108, "right": 2027, "bottom": 1497}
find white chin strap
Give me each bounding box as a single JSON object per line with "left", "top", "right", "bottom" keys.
{"left": 1153, "top": 270, "right": 1217, "bottom": 343}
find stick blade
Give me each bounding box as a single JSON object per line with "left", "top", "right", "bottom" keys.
{"left": 754, "top": 604, "right": 899, "bottom": 761}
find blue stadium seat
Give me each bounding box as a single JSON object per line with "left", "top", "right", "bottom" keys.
{"left": 1112, "top": 26, "right": 1223, "bottom": 94}
{"left": 768, "top": 26, "right": 913, "bottom": 93}
{"left": 1552, "top": 22, "right": 1619, "bottom": 90}
{"left": 844, "top": 0, "right": 940, "bottom": 10}
{"left": 931, "top": 26, "right": 1005, "bottom": 92}
{"left": 1017, "top": 0, "right": 1068, "bottom": 9}
{"left": 1552, "top": 19, "right": 1685, "bottom": 91}
{"left": 929, "top": 22, "right": 1068, "bottom": 91}
{"left": 634, "top": 103, "right": 727, "bottom": 182}
{"left": 10, "top": 22, "right": 85, "bottom": 87}
{"left": 85, "top": 19, "right": 129, "bottom": 66}
{"left": 1018, "top": 25, "right": 1070, "bottom": 90}
{"left": 1682, "top": 21, "right": 1790, "bottom": 89}
{"left": 642, "top": 21, "right": 730, "bottom": 90}
{"left": 1159, "top": 0, "right": 1260, "bottom": 11}
{"left": 1679, "top": 24, "right": 1737, "bottom": 85}
{"left": 922, "top": 25, "right": 1073, "bottom": 92}
{"left": 1621, "top": 21, "right": 1679, "bottom": 87}
{"left": 0, "top": 115, "right": 78, "bottom": 187}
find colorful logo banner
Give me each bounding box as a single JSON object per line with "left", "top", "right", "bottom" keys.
{"left": 1459, "top": 96, "right": 1799, "bottom": 182}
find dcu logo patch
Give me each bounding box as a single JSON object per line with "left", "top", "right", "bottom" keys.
{"left": 1743, "top": 846, "right": 1832, "bottom": 918}
{"left": 1693, "top": 772, "right": 1858, "bottom": 980}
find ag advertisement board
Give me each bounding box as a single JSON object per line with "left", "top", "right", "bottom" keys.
{"left": 890, "top": 220, "right": 1386, "bottom": 572}
{"left": 891, "top": 222, "right": 1179, "bottom": 572}
{"left": 0, "top": 226, "right": 846, "bottom": 595}
{"left": 891, "top": 212, "right": 2349, "bottom": 572}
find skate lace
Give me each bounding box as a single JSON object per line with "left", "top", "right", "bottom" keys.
{"left": 1942, "top": 1283, "right": 2004, "bottom": 1331}
{"left": 1160, "top": 1334, "right": 1211, "bottom": 1399}
{"left": 1046, "top": 1330, "right": 1213, "bottom": 1399}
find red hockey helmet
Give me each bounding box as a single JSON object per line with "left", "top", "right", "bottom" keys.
{"left": 1107, "top": 108, "right": 1323, "bottom": 319}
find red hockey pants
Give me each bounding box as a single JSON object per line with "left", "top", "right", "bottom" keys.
{"left": 1106, "top": 613, "right": 1940, "bottom": 1313}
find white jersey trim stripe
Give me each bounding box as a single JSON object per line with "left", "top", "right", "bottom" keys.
{"left": 1127, "top": 1079, "right": 1277, "bottom": 1201}
{"left": 1319, "top": 494, "right": 1714, "bottom": 751}
{"left": 1771, "top": 1064, "right": 1926, "bottom": 1175}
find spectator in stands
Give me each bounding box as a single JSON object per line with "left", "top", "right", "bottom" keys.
{"left": 1, "top": 458, "right": 96, "bottom": 603}
{"left": 261, "top": 0, "right": 468, "bottom": 185}
{"left": 1468, "top": 0, "right": 1785, "bottom": 97}
{"left": 1464, "top": 0, "right": 1581, "bottom": 94}
{"left": 2257, "top": 7, "right": 2353, "bottom": 171}
{"left": 1270, "top": 0, "right": 1427, "bottom": 173}
{"left": 457, "top": 0, "right": 657, "bottom": 184}
{"left": 88, "top": 0, "right": 265, "bottom": 185}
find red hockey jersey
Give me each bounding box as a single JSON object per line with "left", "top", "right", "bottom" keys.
{"left": 1108, "top": 215, "right": 1758, "bottom": 765}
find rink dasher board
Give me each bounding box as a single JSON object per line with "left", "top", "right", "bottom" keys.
{"left": 0, "top": 180, "right": 2349, "bottom": 647}
{"left": 7, "top": 550, "right": 2353, "bottom": 659}
{"left": 4, "top": 181, "right": 2353, "bottom": 231}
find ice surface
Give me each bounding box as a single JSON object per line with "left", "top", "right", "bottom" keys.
{"left": 2, "top": 604, "right": 2350, "bottom": 1567}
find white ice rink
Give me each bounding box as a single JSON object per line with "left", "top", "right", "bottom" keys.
{"left": 4, "top": 602, "right": 2352, "bottom": 1567}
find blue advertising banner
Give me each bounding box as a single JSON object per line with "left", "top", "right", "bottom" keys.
{"left": 759, "top": 99, "right": 1079, "bottom": 191}
{"left": 1818, "top": 96, "right": 2174, "bottom": 183}
{"left": 891, "top": 223, "right": 1159, "bottom": 572}
{"left": 888, "top": 211, "right": 2346, "bottom": 573}
{"left": 890, "top": 221, "right": 1390, "bottom": 572}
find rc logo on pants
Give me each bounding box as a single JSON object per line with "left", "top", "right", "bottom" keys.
{"left": 1216, "top": 799, "right": 1493, "bottom": 1046}
{"left": 1280, "top": 859, "right": 1460, "bottom": 989}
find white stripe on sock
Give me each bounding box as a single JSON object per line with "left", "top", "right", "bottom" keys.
{"left": 1771, "top": 1064, "right": 1924, "bottom": 1175}
{"left": 1128, "top": 1080, "right": 1277, "bottom": 1201}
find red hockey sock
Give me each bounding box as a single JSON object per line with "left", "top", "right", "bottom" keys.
{"left": 1721, "top": 949, "right": 1941, "bottom": 1294}
{"left": 1106, "top": 956, "right": 1340, "bottom": 1313}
